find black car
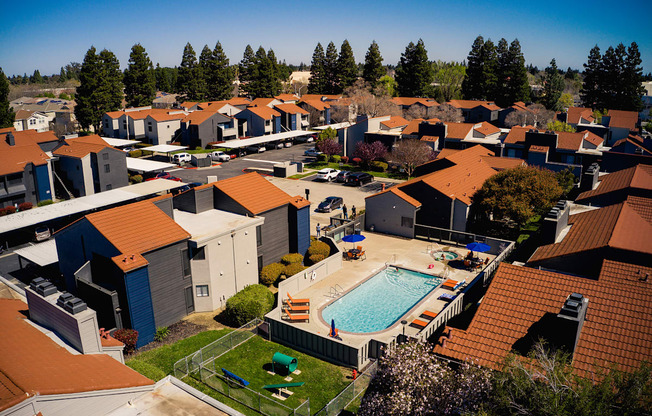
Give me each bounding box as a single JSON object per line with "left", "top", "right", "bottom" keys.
{"left": 335, "top": 171, "right": 352, "bottom": 183}
{"left": 345, "top": 172, "right": 374, "bottom": 186}
{"left": 317, "top": 196, "right": 343, "bottom": 212}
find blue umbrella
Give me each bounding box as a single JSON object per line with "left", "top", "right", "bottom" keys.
{"left": 466, "top": 242, "right": 491, "bottom": 253}
{"left": 330, "top": 319, "right": 336, "bottom": 337}
{"left": 342, "top": 234, "right": 366, "bottom": 243}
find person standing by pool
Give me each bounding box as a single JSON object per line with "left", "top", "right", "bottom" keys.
{"left": 351, "top": 205, "right": 356, "bottom": 218}
{"left": 343, "top": 204, "right": 348, "bottom": 219}
{"left": 316, "top": 223, "right": 321, "bottom": 237}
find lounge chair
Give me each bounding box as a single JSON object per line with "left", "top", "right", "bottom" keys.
{"left": 284, "top": 309, "right": 309, "bottom": 322}
{"left": 356, "top": 245, "right": 363, "bottom": 252}
{"left": 410, "top": 318, "right": 428, "bottom": 329}
{"left": 283, "top": 303, "right": 310, "bottom": 312}
{"left": 345, "top": 251, "right": 355, "bottom": 261}
{"left": 420, "top": 310, "right": 438, "bottom": 320}
{"left": 438, "top": 293, "right": 457, "bottom": 302}
{"left": 286, "top": 293, "right": 310, "bottom": 305}
{"left": 441, "top": 279, "right": 462, "bottom": 291}
{"left": 356, "top": 251, "right": 366, "bottom": 261}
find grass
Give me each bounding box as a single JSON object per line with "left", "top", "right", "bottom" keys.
{"left": 305, "top": 161, "right": 407, "bottom": 180}
{"left": 288, "top": 171, "right": 319, "bottom": 179}
{"left": 126, "top": 329, "right": 232, "bottom": 381}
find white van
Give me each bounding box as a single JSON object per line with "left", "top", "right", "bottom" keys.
{"left": 173, "top": 153, "right": 191, "bottom": 164}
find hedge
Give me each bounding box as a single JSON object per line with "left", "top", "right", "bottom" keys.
{"left": 130, "top": 174, "right": 143, "bottom": 184}
{"left": 4, "top": 206, "right": 16, "bottom": 215}
{"left": 308, "top": 254, "right": 325, "bottom": 265}
{"left": 284, "top": 263, "right": 307, "bottom": 277}
{"left": 281, "top": 253, "right": 304, "bottom": 265}
{"left": 260, "top": 262, "right": 284, "bottom": 285}
{"left": 369, "top": 161, "right": 388, "bottom": 172}
{"left": 113, "top": 329, "right": 138, "bottom": 352}
{"left": 331, "top": 155, "right": 341, "bottom": 163}
{"left": 317, "top": 154, "right": 328, "bottom": 162}
{"left": 307, "top": 240, "right": 330, "bottom": 258}
{"left": 37, "top": 199, "right": 53, "bottom": 207}
{"left": 129, "top": 150, "right": 143, "bottom": 158}
{"left": 224, "top": 285, "right": 274, "bottom": 327}
{"left": 18, "top": 202, "right": 33, "bottom": 211}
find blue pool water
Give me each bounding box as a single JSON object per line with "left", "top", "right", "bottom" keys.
{"left": 321, "top": 267, "right": 443, "bottom": 333}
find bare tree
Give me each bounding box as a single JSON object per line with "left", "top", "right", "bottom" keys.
{"left": 330, "top": 103, "right": 352, "bottom": 123}
{"left": 306, "top": 106, "right": 322, "bottom": 127}
{"left": 505, "top": 104, "right": 554, "bottom": 128}
{"left": 429, "top": 103, "right": 463, "bottom": 122}
{"left": 404, "top": 105, "right": 427, "bottom": 121}
{"left": 389, "top": 139, "right": 434, "bottom": 178}
{"left": 344, "top": 79, "right": 401, "bottom": 119}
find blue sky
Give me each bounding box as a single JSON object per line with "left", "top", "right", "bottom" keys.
{"left": 1, "top": 0, "right": 650, "bottom": 76}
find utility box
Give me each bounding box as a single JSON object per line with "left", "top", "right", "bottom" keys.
{"left": 192, "top": 154, "right": 211, "bottom": 168}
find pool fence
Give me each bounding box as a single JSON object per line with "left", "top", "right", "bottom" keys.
{"left": 313, "top": 359, "right": 378, "bottom": 416}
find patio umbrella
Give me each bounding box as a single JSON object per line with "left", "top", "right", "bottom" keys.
{"left": 342, "top": 234, "right": 366, "bottom": 249}
{"left": 330, "top": 319, "right": 336, "bottom": 337}
{"left": 466, "top": 242, "right": 491, "bottom": 253}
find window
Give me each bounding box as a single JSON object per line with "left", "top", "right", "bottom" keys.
{"left": 257, "top": 255, "right": 263, "bottom": 273}
{"left": 401, "top": 216, "right": 413, "bottom": 228}
{"left": 256, "top": 225, "right": 262, "bottom": 247}
{"left": 104, "top": 164, "right": 110, "bottom": 173}
{"left": 265, "top": 120, "right": 271, "bottom": 126}
{"left": 104, "top": 121, "right": 109, "bottom": 128}
{"left": 191, "top": 246, "right": 205, "bottom": 260}
{"left": 102, "top": 153, "right": 109, "bottom": 160}
{"left": 181, "top": 249, "right": 191, "bottom": 277}
{"left": 196, "top": 285, "right": 209, "bottom": 297}
{"left": 148, "top": 126, "right": 152, "bottom": 132}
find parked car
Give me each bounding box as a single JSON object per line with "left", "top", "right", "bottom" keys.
{"left": 335, "top": 171, "right": 352, "bottom": 183}
{"left": 246, "top": 145, "right": 266, "bottom": 154}
{"left": 188, "top": 182, "right": 204, "bottom": 188}
{"left": 173, "top": 152, "right": 191, "bottom": 164}
{"left": 304, "top": 148, "right": 322, "bottom": 157}
{"left": 283, "top": 142, "right": 292, "bottom": 148}
{"left": 210, "top": 151, "right": 230, "bottom": 162}
{"left": 296, "top": 134, "right": 315, "bottom": 143}
{"left": 345, "top": 172, "right": 374, "bottom": 186}
{"left": 35, "top": 226, "right": 51, "bottom": 242}
{"left": 145, "top": 172, "right": 182, "bottom": 182}
{"left": 316, "top": 168, "right": 340, "bottom": 181}
{"left": 317, "top": 196, "right": 343, "bottom": 212}
{"left": 122, "top": 147, "right": 135, "bottom": 153}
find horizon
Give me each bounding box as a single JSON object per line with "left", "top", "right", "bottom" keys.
{"left": 1, "top": 0, "right": 651, "bottom": 77}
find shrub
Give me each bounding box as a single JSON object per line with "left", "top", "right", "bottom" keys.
{"left": 0, "top": 208, "right": 6, "bottom": 217}
{"left": 154, "top": 326, "right": 169, "bottom": 342}
{"left": 341, "top": 156, "right": 349, "bottom": 164}
{"left": 4, "top": 206, "right": 16, "bottom": 215}
{"left": 281, "top": 253, "right": 304, "bottom": 265}
{"left": 260, "top": 262, "right": 284, "bottom": 285}
{"left": 113, "top": 328, "right": 138, "bottom": 352}
{"left": 37, "top": 199, "right": 53, "bottom": 207}
{"left": 224, "top": 284, "right": 274, "bottom": 326}
{"left": 352, "top": 157, "right": 362, "bottom": 164}
{"left": 331, "top": 155, "right": 341, "bottom": 163}
{"left": 308, "top": 254, "right": 325, "bottom": 265}
{"left": 130, "top": 174, "right": 143, "bottom": 184}
{"left": 307, "top": 240, "right": 330, "bottom": 258}
{"left": 18, "top": 202, "right": 33, "bottom": 211}
{"left": 369, "top": 161, "right": 388, "bottom": 172}
{"left": 128, "top": 150, "right": 143, "bottom": 158}
{"left": 317, "top": 154, "right": 328, "bottom": 162}
{"left": 195, "top": 146, "right": 203, "bottom": 151}
{"left": 284, "top": 262, "right": 307, "bottom": 277}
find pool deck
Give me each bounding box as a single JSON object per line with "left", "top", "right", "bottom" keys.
{"left": 273, "top": 233, "right": 494, "bottom": 348}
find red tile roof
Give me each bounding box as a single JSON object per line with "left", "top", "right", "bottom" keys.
{"left": 274, "top": 103, "right": 309, "bottom": 115}
{"left": 182, "top": 110, "right": 219, "bottom": 125}
{"left": 12, "top": 129, "right": 59, "bottom": 144}
{"left": 443, "top": 122, "right": 474, "bottom": 140}
{"left": 529, "top": 145, "right": 549, "bottom": 153}
{"left": 577, "top": 165, "right": 652, "bottom": 203}
{"left": 148, "top": 111, "right": 186, "bottom": 122}
{"left": 390, "top": 97, "right": 439, "bottom": 107}
{"left": 226, "top": 97, "right": 252, "bottom": 106}
{"left": 0, "top": 299, "right": 153, "bottom": 411}
{"left": 473, "top": 122, "right": 501, "bottom": 136}
{"left": 503, "top": 125, "right": 535, "bottom": 145}
{"left": 52, "top": 135, "right": 114, "bottom": 159}
{"left": 250, "top": 98, "right": 277, "bottom": 107}
{"left": 447, "top": 99, "right": 500, "bottom": 111}
{"left": 401, "top": 118, "right": 426, "bottom": 136}
{"left": 365, "top": 186, "right": 422, "bottom": 207}
{"left": 299, "top": 99, "right": 330, "bottom": 111}
{"left": 105, "top": 110, "right": 125, "bottom": 119}
{"left": 566, "top": 106, "right": 594, "bottom": 124}
{"left": 380, "top": 115, "right": 409, "bottom": 129}
{"left": 289, "top": 195, "right": 311, "bottom": 209}
{"left": 434, "top": 262, "right": 652, "bottom": 378}
{"left": 274, "top": 94, "right": 300, "bottom": 102}
{"left": 582, "top": 131, "right": 604, "bottom": 147}
{"left": 480, "top": 155, "right": 525, "bottom": 170}
{"left": 607, "top": 110, "right": 638, "bottom": 130}
{"left": 612, "top": 135, "right": 652, "bottom": 155}
{"left": 213, "top": 172, "right": 296, "bottom": 215}
{"left": 246, "top": 106, "right": 281, "bottom": 120}
{"left": 0, "top": 134, "right": 50, "bottom": 175}
{"left": 179, "top": 101, "right": 198, "bottom": 110}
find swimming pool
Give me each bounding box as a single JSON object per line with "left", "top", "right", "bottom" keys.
{"left": 321, "top": 267, "right": 443, "bottom": 333}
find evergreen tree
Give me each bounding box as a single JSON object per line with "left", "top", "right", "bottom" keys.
{"left": 395, "top": 39, "right": 433, "bottom": 97}
{"left": 239, "top": 45, "right": 256, "bottom": 96}
{"left": 123, "top": 43, "right": 156, "bottom": 107}
{"left": 155, "top": 63, "right": 170, "bottom": 92}
{"left": 621, "top": 42, "right": 645, "bottom": 111}
{"left": 30, "top": 69, "right": 43, "bottom": 84}
{"left": 601, "top": 45, "right": 626, "bottom": 109}
{"left": 542, "top": 59, "right": 564, "bottom": 111}
{"left": 209, "top": 42, "right": 234, "bottom": 100}
{"left": 462, "top": 36, "right": 485, "bottom": 100}
{"left": 97, "top": 49, "right": 124, "bottom": 115}
{"left": 363, "top": 41, "right": 384, "bottom": 90}
{"left": 59, "top": 67, "right": 67, "bottom": 82}
{"left": 493, "top": 38, "right": 510, "bottom": 107}
{"left": 177, "top": 43, "right": 205, "bottom": 101}
{"left": 308, "top": 43, "right": 326, "bottom": 94}
{"left": 337, "top": 39, "right": 357, "bottom": 91}
{"left": 266, "top": 48, "right": 282, "bottom": 97}
{"left": 247, "top": 47, "right": 280, "bottom": 98}
{"left": 479, "top": 39, "right": 498, "bottom": 101}
{"left": 580, "top": 45, "right": 602, "bottom": 109}
{"left": 323, "top": 41, "right": 339, "bottom": 94}
{"left": 504, "top": 39, "right": 530, "bottom": 104}
{"left": 0, "top": 67, "right": 15, "bottom": 128}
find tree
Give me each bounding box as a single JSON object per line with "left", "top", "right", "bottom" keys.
{"left": 359, "top": 341, "right": 492, "bottom": 416}
{"left": 308, "top": 43, "right": 326, "bottom": 94}
{"left": 470, "top": 166, "right": 563, "bottom": 229}
{"left": 493, "top": 38, "right": 510, "bottom": 106}
{"left": 202, "top": 41, "right": 235, "bottom": 101}
{"left": 239, "top": 44, "right": 256, "bottom": 96}
{"left": 601, "top": 44, "right": 627, "bottom": 110}
{"left": 558, "top": 93, "right": 574, "bottom": 110}
{"left": 0, "top": 67, "right": 15, "bottom": 128}
{"left": 316, "top": 135, "right": 342, "bottom": 159}
{"left": 344, "top": 79, "right": 401, "bottom": 119}
{"left": 379, "top": 75, "right": 397, "bottom": 97}
{"left": 337, "top": 40, "right": 357, "bottom": 91}
{"left": 580, "top": 45, "right": 602, "bottom": 109}
{"left": 177, "top": 43, "right": 205, "bottom": 101}
{"left": 547, "top": 120, "right": 576, "bottom": 132}
{"left": 246, "top": 47, "right": 281, "bottom": 98}
{"left": 321, "top": 41, "right": 339, "bottom": 94}
{"left": 541, "top": 59, "right": 565, "bottom": 111}
{"left": 363, "top": 41, "right": 385, "bottom": 90}
{"left": 390, "top": 139, "right": 435, "bottom": 177}
{"left": 432, "top": 61, "right": 466, "bottom": 102}
{"left": 123, "top": 43, "right": 156, "bottom": 107}
{"left": 621, "top": 42, "right": 645, "bottom": 111}
{"left": 396, "top": 39, "right": 433, "bottom": 97}
{"left": 462, "top": 36, "right": 486, "bottom": 100}
{"left": 353, "top": 141, "right": 387, "bottom": 166}
{"left": 155, "top": 63, "right": 170, "bottom": 92}
{"left": 504, "top": 39, "right": 530, "bottom": 105}
{"left": 504, "top": 103, "right": 554, "bottom": 128}
{"left": 430, "top": 103, "right": 464, "bottom": 122}
{"left": 30, "top": 69, "right": 43, "bottom": 84}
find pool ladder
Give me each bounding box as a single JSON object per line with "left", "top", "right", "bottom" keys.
{"left": 328, "top": 284, "right": 344, "bottom": 298}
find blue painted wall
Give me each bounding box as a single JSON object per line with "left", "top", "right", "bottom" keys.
{"left": 325, "top": 108, "right": 331, "bottom": 125}
{"left": 290, "top": 114, "right": 297, "bottom": 131}
{"left": 274, "top": 117, "right": 281, "bottom": 133}
{"left": 124, "top": 267, "right": 156, "bottom": 347}
{"left": 33, "top": 164, "right": 52, "bottom": 202}
{"left": 296, "top": 206, "right": 311, "bottom": 255}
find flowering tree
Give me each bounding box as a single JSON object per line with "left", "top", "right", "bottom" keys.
{"left": 316, "top": 138, "right": 342, "bottom": 159}
{"left": 390, "top": 139, "right": 435, "bottom": 178}
{"left": 353, "top": 141, "right": 387, "bottom": 166}
{"left": 359, "top": 341, "right": 492, "bottom": 416}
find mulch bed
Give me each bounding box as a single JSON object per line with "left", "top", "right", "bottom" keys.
{"left": 128, "top": 320, "right": 207, "bottom": 355}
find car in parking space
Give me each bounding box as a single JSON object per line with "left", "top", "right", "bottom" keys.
{"left": 283, "top": 142, "right": 292, "bottom": 148}
{"left": 246, "top": 145, "right": 266, "bottom": 154}
{"left": 145, "top": 172, "right": 182, "bottom": 182}
{"left": 210, "top": 151, "right": 230, "bottom": 162}
{"left": 335, "top": 170, "right": 352, "bottom": 183}
{"left": 304, "top": 148, "right": 322, "bottom": 157}
{"left": 122, "top": 147, "right": 135, "bottom": 153}
{"left": 172, "top": 152, "right": 191, "bottom": 164}
{"left": 345, "top": 172, "right": 374, "bottom": 186}
{"left": 316, "top": 196, "right": 343, "bottom": 212}
{"left": 35, "top": 226, "right": 51, "bottom": 242}
{"left": 316, "top": 168, "right": 340, "bottom": 181}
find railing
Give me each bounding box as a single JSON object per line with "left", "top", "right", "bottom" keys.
{"left": 314, "top": 360, "right": 378, "bottom": 416}
{"left": 323, "top": 214, "right": 365, "bottom": 242}
{"left": 413, "top": 224, "right": 512, "bottom": 256}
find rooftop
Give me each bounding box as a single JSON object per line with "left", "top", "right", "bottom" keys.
{"left": 212, "top": 172, "right": 299, "bottom": 215}
{"left": 245, "top": 105, "right": 281, "bottom": 120}
{"left": 606, "top": 109, "right": 638, "bottom": 130}
{"left": 274, "top": 103, "right": 309, "bottom": 115}
{"left": 0, "top": 133, "right": 50, "bottom": 176}
{"left": 576, "top": 165, "right": 652, "bottom": 203}
{"left": 173, "top": 208, "right": 263, "bottom": 245}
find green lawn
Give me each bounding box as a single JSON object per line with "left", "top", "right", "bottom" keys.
{"left": 305, "top": 161, "right": 407, "bottom": 180}
{"left": 126, "top": 329, "right": 232, "bottom": 381}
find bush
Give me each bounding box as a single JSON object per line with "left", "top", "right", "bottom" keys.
{"left": 18, "top": 202, "right": 33, "bottom": 211}
{"left": 284, "top": 262, "right": 307, "bottom": 277}
{"left": 369, "top": 161, "right": 388, "bottom": 172}
{"left": 341, "top": 156, "right": 349, "bottom": 164}
{"left": 308, "top": 254, "right": 325, "bottom": 265}
{"left": 260, "top": 262, "right": 284, "bottom": 286}
{"left": 37, "top": 199, "right": 53, "bottom": 207}
{"left": 154, "top": 326, "right": 169, "bottom": 342}
{"left": 128, "top": 149, "right": 143, "bottom": 158}
{"left": 224, "top": 284, "right": 274, "bottom": 327}
{"left": 4, "top": 206, "right": 16, "bottom": 215}
{"left": 331, "top": 155, "right": 341, "bottom": 163}
{"left": 281, "top": 253, "right": 304, "bottom": 265}
{"left": 113, "top": 329, "right": 138, "bottom": 352}
{"left": 317, "top": 154, "right": 328, "bottom": 162}
{"left": 352, "top": 157, "right": 362, "bottom": 165}
{"left": 0, "top": 208, "right": 6, "bottom": 217}
{"left": 195, "top": 146, "right": 203, "bottom": 151}
{"left": 307, "top": 240, "right": 330, "bottom": 258}
{"left": 130, "top": 174, "right": 143, "bottom": 184}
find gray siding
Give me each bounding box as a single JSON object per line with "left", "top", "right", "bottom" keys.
{"left": 212, "top": 188, "right": 250, "bottom": 216}
{"left": 194, "top": 187, "right": 214, "bottom": 213}
{"left": 152, "top": 197, "right": 174, "bottom": 218}
{"left": 257, "top": 206, "right": 290, "bottom": 266}
{"left": 172, "top": 188, "right": 197, "bottom": 213}
{"left": 93, "top": 148, "right": 128, "bottom": 192}
{"left": 403, "top": 182, "right": 453, "bottom": 229}
{"left": 365, "top": 192, "right": 417, "bottom": 238}
{"left": 143, "top": 241, "right": 192, "bottom": 328}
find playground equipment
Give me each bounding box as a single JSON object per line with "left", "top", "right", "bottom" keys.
{"left": 262, "top": 382, "right": 305, "bottom": 389}
{"left": 272, "top": 352, "right": 298, "bottom": 375}
{"left": 221, "top": 368, "right": 250, "bottom": 386}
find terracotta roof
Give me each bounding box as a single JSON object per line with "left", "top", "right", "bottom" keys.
{"left": 420, "top": 135, "right": 438, "bottom": 142}
{"left": 300, "top": 99, "right": 330, "bottom": 111}
{"left": 607, "top": 109, "right": 638, "bottom": 130}
{"left": 447, "top": 99, "right": 500, "bottom": 111}
{"left": 213, "top": 172, "right": 295, "bottom": 215}
{"left": 480, "top": 155, "right": 524, "bottom": 170}
{"left": 179, "top": 101, "right": 198, "bottom": 109}
{"left": 250, "top": 98, "right": 277, "bottom": 107}
{"left": 442, "top": 143, "right": 492, "bottom": 165}
{"left": 52, "top": 135, "right": 114, "bottom": 159}
{"left": 182, "top": 110, "right": 219, "bottom": 125}
{"left": 401, "top": 118, "right": 426, "bottom": 136}
{"left": 529, "top": 198, "right": 652, "bottom": 263}
{"left": 0, "top": 299, "right": 153, "bottom": 411}
{"left": 433, "top": 146, "right": 522, "bottom": 171}
{"left": 529, "top": 145, "right": 549, "bottom": 153}
{"left": 147, "top": 112, "right": 185, "bottom": 122}
{"left": 434, "top": 262, "right": 652, "bottom": 378}
{"left": 226, "top": 97, "right": 252, "bottom": 106}
{"left": 246, "top": 106, "right": 281, "bottom": 120}
{"left": 289, "top": 195, "right": 311, "bottom": 209}
{"left": 299, "top": 94, "right": 324, "bottom": 101}
{"left": 577, "top": 165, "right": 652, "bottom": 203}
{"left": 0, "top": 135, "right": 50, "bottom": 176}
{"left": 566, "top": 106, "right": 594, "bottom": 124}
{"left": 503, "top": 125, "right": 535, "bottom": 145}
{"left": 435, "top": 148, "right": 459, "bottom": 159}
{"left": 380, "top": 115, "right": 409, "bottom": 129}
{"left": 510, "top": 101, "right": 530, "bottom": 112}
{"left": 390, "top": 97, "right": 439, "bottom": 107}
{"left": 85, "top": 200, "right": 190, "bottom": 271}
{"left": 419, "top": 161, "right": 496, "bottom": 205}
{"left": 0, "top": 127, "right": 16, "bottom": 134}
{"left": 444, "top": 122, "right": 474, "bottom": 140}
{"left": 274, "top": 103, "right": 309, "bottom": 115}
{"left": 105, "top": 111, "right": 125, "bottom": 119}
{"left": 12, "top": 129, "right": 59, "bottom": 144}
{"left": 582, "top": 131, "right": 604, "bottom": 147}
{"left": 274, "top": 94, "right": 300, "bottom": 102}
{"left": 556, "top": 131, "right": 584, "bottom": 151}
{"left": 612, "top": 136, "right": 652, "bottom": 155}
{"left": 473, "top": 122, "right": 501, "bottom": 136}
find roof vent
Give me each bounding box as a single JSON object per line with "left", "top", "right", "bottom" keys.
{"left": 558, "top": 293, "right": 586, "bottom": 319}
{"left": 30, "top": 278, "right": 57, "bottom": 297}
{"left": 56, "top": 292, "right": 74, "bottom": 308}
{"left": 6, "top": 132, "right": 15, "bottom": 146}
{"left": 545, "top": 207, "right": 561, "bottom": 219}
{"left": 62, "top": 296, "right": 87, "bottom": 315}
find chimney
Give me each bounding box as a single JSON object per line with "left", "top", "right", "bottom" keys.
{"left": 579, "top": 163, "right": 600, "bottom": 192}
{"left": 557, "top": 293, "right": 589, "bottom": 353}
{"left": 542, "top": 200, "right": 570, "bottom": 244}
{"left": 6, "top": 132, "right": 15, "bottom": 146}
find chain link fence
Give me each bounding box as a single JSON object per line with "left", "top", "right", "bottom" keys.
{"left": 314, "top": 360, "right": 377, "bottom": 416}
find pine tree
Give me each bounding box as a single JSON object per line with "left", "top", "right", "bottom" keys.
{"left": 504, "top": 39, "right": 530, "bottom": 104}
{"left": 308, "top": 43, "right": 326, "bottom": 94}
{"left": 123, "top": 43, "right": 156, "bottom": 107}
{"left": 59, "top": 67, "right": 67, "bottom": 82}
{"left": 247, "top": 47, "right": 280, "bottom": 98}
{"left": 542, "top": 59, "right": 564, "bottom": 111}
{"left": 0, "top": 67, "right": 15, "bottom": 128}
{"left": 210, "top": 42, "right": 235, "bottom": 100}
{"left": 462, "top": 36, "right": 485, "bottom": 100}
{"left": 338, "top": 39, "right": 357, "bottom": 91}
{"left": 622, "top": 42, "right": 645, "bottom": 111}
{"left": 177, "top": 43, "right": 205, "bottom": 101}
{"left": 75, "top": 47, "right": 101, "bottom": 131}
{"left": 323, "top": 42, "right": 339, "bottom": 94}
{"left": 155, "top": 63, "right": 170, "bottom": 92}
{"left": 601, "top": 45, "right": 625, "bottom": 109}
{"left": 97, "top": 49, "right": 124, "bottom": 117}
{"left": 266, "top": 48, "right": 282, "bottom": 97}
{"left": 581, "top": 45, "right": 602, "bottom": 109}
{"left": 395, "top": 39, "right": 433, "bottom": 97}
{"left": 363, "top": 41, "right": 384, "bottom": 90}
{"left": 239, "top": 45, "right": 256, "bottom": 96}
{"left": 494, "top": 38, "right": 510, "bottom": 107}
{"left": 479, "top": 39, "right": 498, "bottom": 101}
{"left": 30, "top": 69, "right": 43, "bottom": 84}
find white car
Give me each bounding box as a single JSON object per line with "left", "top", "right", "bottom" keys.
{"left": 316, "top": 168, "right": 340, "bottom": 181}
{"left": 304, "top": 148, "right": 322, "bottom": 157}
{"left": 210, "top": 151, "right": 230, "bottom": 162}
{"left": 173, "top": 152, "right": 191, "bottom": 164}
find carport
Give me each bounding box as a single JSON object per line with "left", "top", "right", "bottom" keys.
{"left": 217, "top": 130, "right": 314, "bottom": 153}
{"left": 145, "top": 144, "right": 188, "bottom": 162}
{"left": 13, "top": 240, "right": 59, "bottom": 269}
{"left": 100, "top": 137, "right": 141, "bottom": 148}
{"left": 126, "top": 158, "right": 177, "bottom": 174}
